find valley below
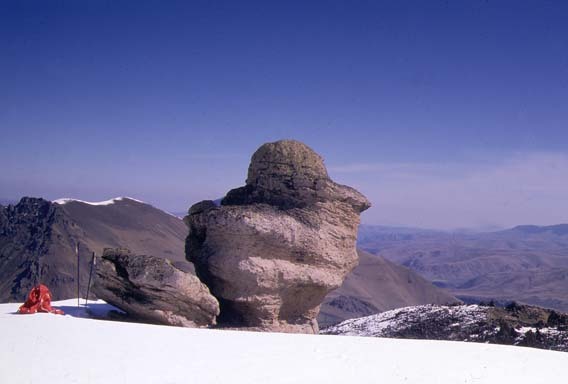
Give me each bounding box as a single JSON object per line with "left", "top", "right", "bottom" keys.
{"left": 358, "top": 224, "right": 568, "bottom": 313}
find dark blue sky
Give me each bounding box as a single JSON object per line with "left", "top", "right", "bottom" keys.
{"left": 2, "top": 1, "right": 568, "bottom": 228}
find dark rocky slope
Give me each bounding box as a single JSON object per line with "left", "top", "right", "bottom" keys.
{"left": 0, "top": 197, "right": 188, "bottom": 302}
{"left": 0, "top": 197, "right": 84, "bottom": 302}
{"left": 55, "top": 197, "right": 188, "bottom": 263}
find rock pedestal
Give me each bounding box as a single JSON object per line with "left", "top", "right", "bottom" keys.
{"left": 185, "top": 140, "right": 370, "bottom": 333}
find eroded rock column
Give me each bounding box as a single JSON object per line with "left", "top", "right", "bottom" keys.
{"left": 185, "top": 140, "right": 370, "bottom": 333}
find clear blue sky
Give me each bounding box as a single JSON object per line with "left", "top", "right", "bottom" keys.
{"left": 1, "top": 0, "right": 568, "bottom": 229}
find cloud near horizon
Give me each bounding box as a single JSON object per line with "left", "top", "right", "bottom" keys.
{"left": 329, "top": 152, "right": 568, "bottom": 230}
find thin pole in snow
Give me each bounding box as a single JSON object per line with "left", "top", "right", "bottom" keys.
{"left": 36, "top": 248, "right": 42, "bottom": 287}
{"left": 85, "top": 252, "right": 96, "bottom": 306}
{"left": 76, "top": 242, "right": 80, "bottom": 308}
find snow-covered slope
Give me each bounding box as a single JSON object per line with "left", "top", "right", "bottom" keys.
{"left": 1, "top": 299, "right": 567, "bottom": 384}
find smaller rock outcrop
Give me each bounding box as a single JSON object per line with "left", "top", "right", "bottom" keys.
{"left": 321, "top": 303, "right": 568, "bottom": 352}
{"left": 93, "top": 248, "right": 219, "bottom": 327}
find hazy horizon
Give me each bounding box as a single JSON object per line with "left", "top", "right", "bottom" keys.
{"left": 2, "top": 1, "right": 568, "bottom": 230}
{"left": 2, "top": 191, "right": 566, "bottom": 233}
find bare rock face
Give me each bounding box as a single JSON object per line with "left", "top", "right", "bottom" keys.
{"left": 93, "top": 248, "right": 219, "bottom": 327}
{"left": 185, "top": 140, "right": 370, "bottom": 333}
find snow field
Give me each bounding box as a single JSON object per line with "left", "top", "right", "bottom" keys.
{"left": 1, "top": 299, "right": 566, "bottom": 384}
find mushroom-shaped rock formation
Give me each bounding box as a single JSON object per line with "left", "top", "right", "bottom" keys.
{"left": 93, "top": 248, "right": 220, "bottom": 327}
{"left": 185, "top": 140, "right": 370, "bottom": 333}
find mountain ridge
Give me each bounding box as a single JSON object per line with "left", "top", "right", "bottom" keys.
{"left": 0, "top": 196, "right": 190, "bottom": 302}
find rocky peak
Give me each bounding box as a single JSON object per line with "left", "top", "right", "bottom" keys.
{"left": 5, "top": 196, "right": 56, "bottom": 218}
{"left": 0, "top": 197, "right": 59, "bottom": 248}
{"left": 0, "top": 197, "right": 68, "bottom": 301}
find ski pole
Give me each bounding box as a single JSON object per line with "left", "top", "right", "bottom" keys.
{"left": 85, "top": 252, "right": 96, "bottom": 306}
{"left": 76, "top": 242, "right": 80, "bottom": 308}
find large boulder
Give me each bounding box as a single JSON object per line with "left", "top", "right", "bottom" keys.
{"left": 93, "top": 248, "right": 219, "bottom": 327}
{"left": 185, "top": 140, "right": 370, "bottom": 333}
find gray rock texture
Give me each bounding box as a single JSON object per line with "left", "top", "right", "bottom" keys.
{"left": 93, "top": 248, "right": 219, "bottom": 327}
{"left": 185, "top": 140, "right": 370, "bottom": 333}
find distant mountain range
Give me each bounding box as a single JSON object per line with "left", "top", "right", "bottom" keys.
{"left": 358, "top": 224, "right": 568, "bottom": 312}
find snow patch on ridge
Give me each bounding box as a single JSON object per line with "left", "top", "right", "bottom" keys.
{"left": 53, "top": 197, "right": 146, "bottom": 206}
